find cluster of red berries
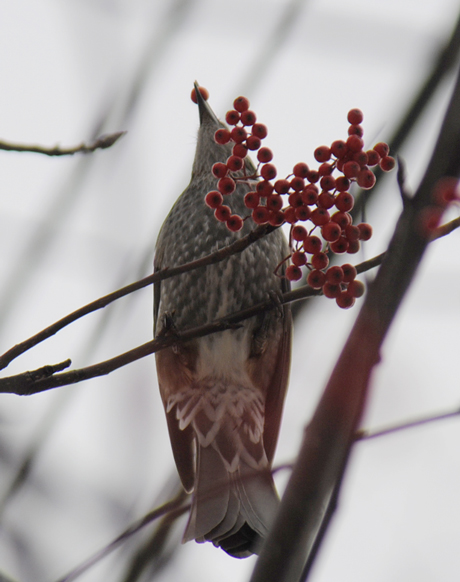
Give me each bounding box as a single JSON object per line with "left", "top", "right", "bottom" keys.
{"left": 196, "top": 88, "right": 395, "bottom": 308}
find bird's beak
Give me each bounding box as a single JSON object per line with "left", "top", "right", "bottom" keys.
{"left": 194, "top": 81, "right": 220, "bottom": 126}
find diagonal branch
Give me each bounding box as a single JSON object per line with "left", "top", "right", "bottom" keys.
{"left": 249, "top": 57, "right": 460, "bottom": 582}
{"left": 0, "top": 223, "right": 275, "bottom": 371}
{"left": 1, "top": 215, "right": 458, "bottom": 397}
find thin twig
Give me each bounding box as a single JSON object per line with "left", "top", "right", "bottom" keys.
{"left": 0, "top": 132, "right": 126, "bottom": 156}
{"left": 0, "top": 224, "right": 275, "bottom": 370}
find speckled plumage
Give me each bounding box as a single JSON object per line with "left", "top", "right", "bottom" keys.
{"left": 154, "top": 86, "right": 292, "bottom": 558}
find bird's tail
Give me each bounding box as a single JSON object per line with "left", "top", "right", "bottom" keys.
{"left": 183, "top": 444, "right": 279, "bottom": 558}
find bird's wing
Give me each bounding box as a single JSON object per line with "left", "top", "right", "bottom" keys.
{"left": 154, "top": 247, "right": 196, "bottom": 493}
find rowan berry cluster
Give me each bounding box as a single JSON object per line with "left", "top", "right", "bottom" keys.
{"left": 198, "top": 89, "right": 395, "bottom": 308}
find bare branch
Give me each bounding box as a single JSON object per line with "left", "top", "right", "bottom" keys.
{"left": 0, "top": 224, "right": 275, "bottom": 370}
{"left": 0, "top": 132, "right": 126, "bottom": 156}
{"left": 250, "top": 53, "right": 460, "bottom": 582}
{"left": 1, "top": 215, "right": 459, "bottom": 396}
{"left": 357, "top": 406, "right": 460, "bottom": 441}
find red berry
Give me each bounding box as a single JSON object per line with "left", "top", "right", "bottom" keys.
{"left": 347, "top": 239, "right": 361, "bottom": 254}
{"left": 288, "top": 192, "right": 302, "bottom": 207}
{"left": 252, "top": 123, "right": 268, "bottom": 139}
{"left": 233, "top": 143, "right": 248, "bottom": 158}
{"left": 380, "top": 156, "right": 396, "bottom": 172}
{"left": 292, "top": 250, "right": 307, "bottom": 266}
{"left": 346, "top": 135, "right": 364, "bottom": 153}
{"left": 256, "top": 180, "right": 274, "bottom": 197}
{"left": 244, "top": 191, "right": 260, "bottom": 209}
{"left": 257, "top": 147, "right": 273, "bottom": 163}
{"left": 284, "top": 206, "right": 297, "bottom": 223}
{"left": 311, "top": 252, "right": 329, "bottom": 270}
{"left": 301, "top": 185, "right": 319, "bottom": 205}
{"left": 226, "top": 214, "right": 243, "bottom": 232}
{"left": 320, "top": 175, "right": 336, "bottom": 191}
{"left": 318, "top": 163, "right": 333, "bottom": 176}
{"left": 260, "top": 163, "right": 277, "bottom": 181}
{"left": 335, "top": 191, "right": 354, "bottom": 212}
{"left": 331, "top": 211, "right": 352, "bottom": 228}
{"left": 323, "top": 282, "right": 341, "bottom": 298}
{"left": 231, "top": 126, "right": 247, "bottom": 143}
{"left": 233, "top": 96, "right": 250, "bottom": 112}
{"left": 310, "top": 208, "right": 330, "bottom": 226}
{"left": 318, "top": 191, "right": 336, "bottom": 209}
{"left": 252, "top": 206, "right": 270, "bottom": 224}
{"left": 218, "top": 176, "right": 236, "bottom": 195}
{"left": 343, "top": 161, "right": 360, "bottom": 179}
{"left": 321, "top": 221, "right": 341, "bottom": 242}
{"left": 342, "top": 263, "right": 357, "bottom": 283}
{"left": 293, "top": 162, "right": 309, "bottom": 178}
{"left": 306, "top": 169, "right": 320, "bottom": 183}
{"left": 267, "top": 195, "right": 283, "bottom": 211}
{"left": 269, "top": 210, "right": 285, "bottom": 227}
{"left": 247, "top": 135, "right": 261, "bottom": 150}
{"left": 314, "top": 146, "right": 331, "bottom": 163}
{"left": 304, "top": 235, "right": 322, "bottom": 254}
{"left": 344, "top": 224, "right": 360, "bottom": 241}
{"left": 241, "top": 110, "right": 257, "bottom": 126}
{"left": 214, "top": 128, "right": 231, "bottom": 144}
{"left": 290, "top": 176, "right": 305, "bottom": 191}
{"left": 357, "top": 223, "right": 373, "bottom": 240}
{"left": 326, "top": 265, "right": 344, "bottom": 283}
{"left": 374, "top": 142, "right": 389, "bottom": 158}
{"left": 347, "top": 108, "right": 363, "bottom": 125}
{"left": 226, "top": 155, "right": 244, "bottom": 172}
{"left": 366, "top": 149, "right": 380, "bottom": 166}
{"left": 331, "top": 140, "right": 347, "bottom": 159}
{"left": 226, "top": 110, "right": 240, "bottom": 125}
{"left": 348, "top": 124, "right": 364, "bottom": 138}
{"left": 205, "top": 190, "right": 223, "bottom": 209}
{"left": 307, "top": 269, "right": 326, "bottom": 289}
{"left": 292, "top": 224, "right": 307, "bottom": 241}
{"left": 353, "top": 150, "right": 368, "bottom": 167}
{"left": 286, "top": 264, "right": 302, "bottom": 281}
{"left": 215, "top": 205, "right": 231, "bottom": 222}
{"left": 336, "top": 292, "right": 355, "bottom": 309}
{"left": 357, "top": 168, "right": 376, "bottom": 189}
{"left": 347, "top": 280, "right": 365, "bottom": 298}
{"left": 274, "top": 179, "right": 291, "bottom": 194}
{"left": 330, "top": 237, "right": 349, "bottom": 254}
{"left": 191, "top": 86, "right": 209, "bottom": 103}
{"left": 295, "top": 205, "right": 311, "bottom": 221}
{"left": 335, "top": 176, "right": 350, "bottom": 192}
{"left": 212, "top": 162, "right": 228, "bottom": 178}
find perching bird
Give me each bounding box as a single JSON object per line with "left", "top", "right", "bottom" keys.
{"left": 154, "top": 83, "right": 292, "bottom": 558}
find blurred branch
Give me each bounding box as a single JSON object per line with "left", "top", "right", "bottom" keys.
{"left": 250, "top": 56, "right": 460, "bottom": 582}
{"left": 1, "top": 215, "right": 458, "bottom": 396}
{"left": 0, "top": 132, "right": 126, "bottom": 156}
{"left": 56, "top": 491, "right": 189, "bottom": 582}
{"left": 357, "top": 406, "right": 460, "bottom": 441}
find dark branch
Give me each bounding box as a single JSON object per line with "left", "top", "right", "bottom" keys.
{"left": 0, "top": 131, "right": 126, "bottom": 156}
{"left": 1, "top": 216, "right": 458, "bottom": 396}
{"left": 0, "top": 223, "right": 275, "bottom": 371}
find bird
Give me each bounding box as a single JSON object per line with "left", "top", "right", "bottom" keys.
{"left": 154, "top": 82, "right": 292, "bottom": 558}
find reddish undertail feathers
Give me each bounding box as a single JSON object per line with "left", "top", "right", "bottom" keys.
{"left": 154, "top": 83, "right": 291, "bottom": 557}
